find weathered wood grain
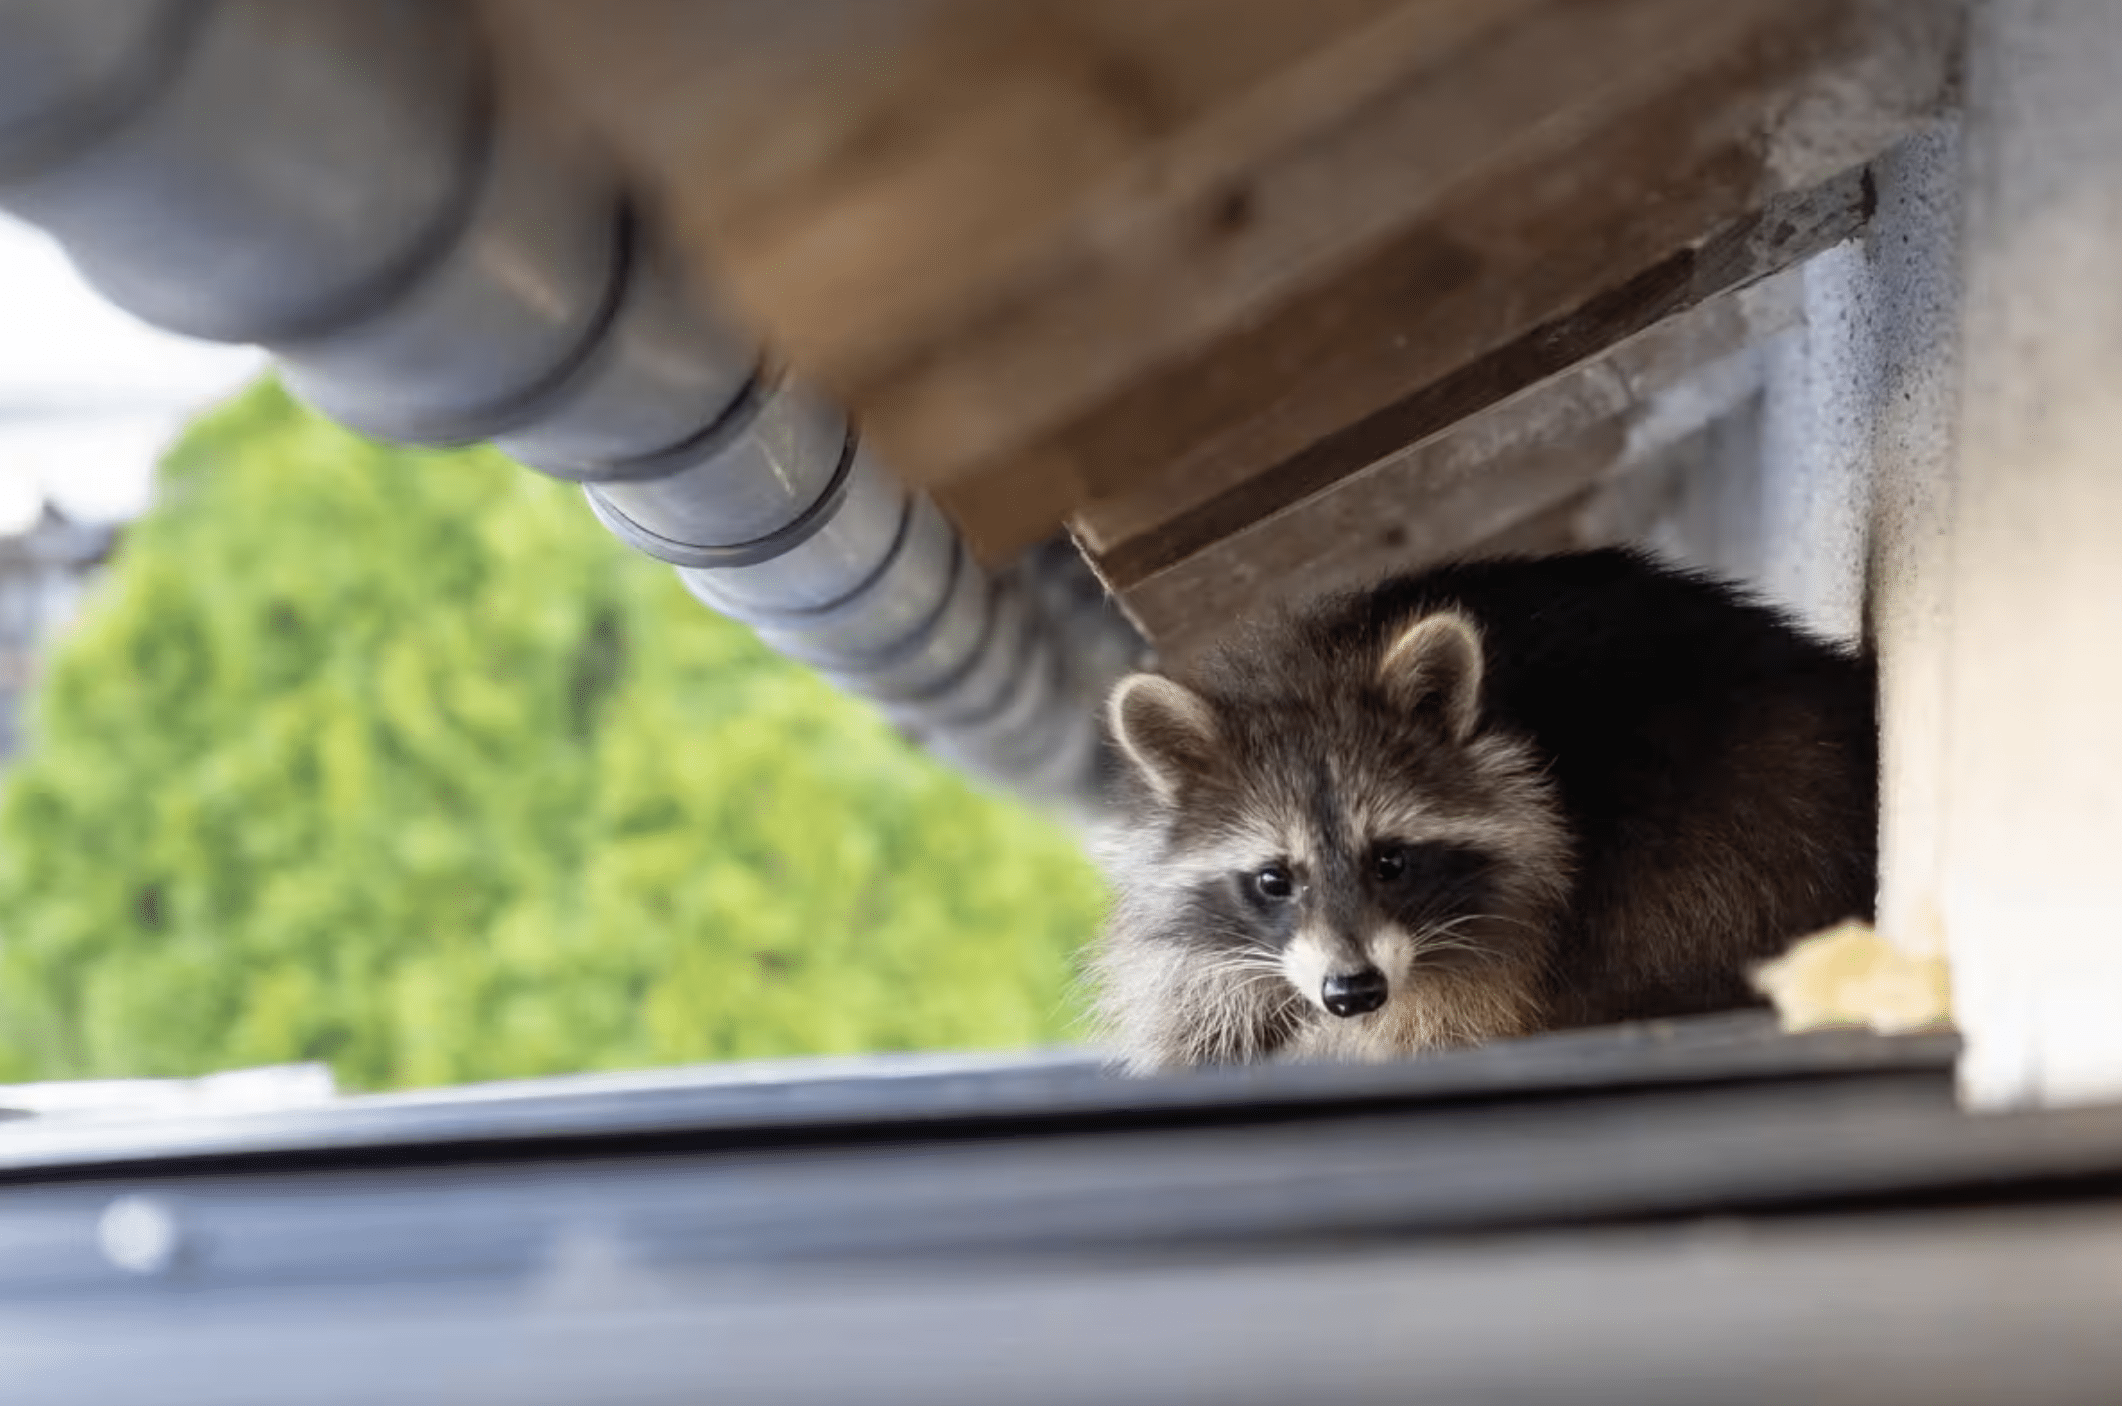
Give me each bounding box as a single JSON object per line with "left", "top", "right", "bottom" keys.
{"left": 479, "top": 0, "right": 1409, "bottom": 392}
{"left": 482, "top": 0, "right": 1956, "bottom": 570}
{"left": 1115, "top": 270, "right": 1803, "bottom": 660}
{"left": 1080, "top": 168, "right": 1869, "bottom": 605}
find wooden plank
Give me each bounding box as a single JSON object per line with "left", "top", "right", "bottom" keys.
{"left": 1070, "top": 130, "right": 1890, "bottom": 591}
{"left": 483, "top": 0, "right": 1955, "bottom": 567}
{"left": 478, "top": 0, "right": 1410, "bottom": 394}
{"left": 916, "top": 0, "right": 1945, "bottom": 544}
{"left": 1116, "top": 271, "right": 1802, "bottom": 661}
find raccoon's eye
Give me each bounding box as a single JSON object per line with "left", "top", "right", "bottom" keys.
{"left": 1253, "top": 864, "right": 1295, "bottom": 901}
{"left": 1372, "top": 845, "right": 1410, "bottom": 882}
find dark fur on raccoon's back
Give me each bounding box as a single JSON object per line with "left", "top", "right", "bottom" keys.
{"left": 1094, "top": 548, "right": 1878, "bottom": 1071}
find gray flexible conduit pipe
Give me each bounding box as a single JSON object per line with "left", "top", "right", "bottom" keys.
{"left": 0, "top": 0, "right": 1131, "bottom": 817}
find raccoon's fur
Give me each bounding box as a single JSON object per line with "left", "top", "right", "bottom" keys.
{"left": 1093, "top": 548, "right": 1878, "bottom": 1072}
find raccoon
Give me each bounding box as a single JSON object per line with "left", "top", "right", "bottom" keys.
{"left": 1092, "top": 548, "right": 1878, "bottom": 1072}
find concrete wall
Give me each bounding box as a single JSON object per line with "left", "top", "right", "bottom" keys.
{"left": 1604, "top": 44, "right": 2122, "bottom": 1108}
{"left": 1925, "top": 0, "right": 2122, "bottom": 1109}
{"left": 1747, "top": 124, "right": 1965, "bottom": 979}
{"left": 1597, "top": 126, "right": 1959, "bottom": 655}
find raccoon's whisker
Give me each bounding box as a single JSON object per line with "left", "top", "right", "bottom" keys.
{"left": 1198, "top": 947, "right": 1286, "bottom": 968}
{"left": 1406, "top": 941, "right": 1486, "bottom": 964}
{"left": 1409, "top": 911, "right": 1539, "bottom": 950}
{"left": 1215, "top": 971, "right": 1289, "bottom": 993}
{"left": 1197, "top": 962, "right": 1289, "bottom": 988}
{"left": 1194, "top": 971, "right": 1288, "bottom": 1064}
{"left": 1410, "top": 927, "right": 1504, "bottom": 953}
{"left": 1412, "top": 943, "right": 1512, "bottom": 967}
{"left": 1440, "top": 910, "right": 1541, "bottom": 938}
{"left": 1404, "top": 913, "right": 1533, "bottom": 966}
{"left": 1179, "top": 954, "right": 1295, "bottom": 1062}
{"left": 1195, "top": 930, "right": 1286, "bottom": 957}
{"left": 1190, "top": 953, "right": 1286, "bottom": 982}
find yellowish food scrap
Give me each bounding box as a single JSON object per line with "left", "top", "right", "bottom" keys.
{"left": 1750, "top": 921, "right": 1955, "bottom": 1035}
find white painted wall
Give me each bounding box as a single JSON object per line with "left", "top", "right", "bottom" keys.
{"left": 1606, "top": 58, "right": 2122, "bottom": 1109}
{"left": 1927, "top": 0, "right": 2122, "bottom": 1109}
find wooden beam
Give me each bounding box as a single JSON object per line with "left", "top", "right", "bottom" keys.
{"left": 938, "top": 0, "right": 1949, "bottom": 567}
{"left": 1114, "top": 270, "right": 1801, "bottom": 662}
{"left": 477, "top": 0, "right": 1410, "bottom": 399}
{"left": 1078, "top": 169, "right": 1871, "bottom": 605}
{"left": 482, "top": 1, "right": 1955, "bottom": 566}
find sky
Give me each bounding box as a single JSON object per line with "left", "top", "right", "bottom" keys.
{"left": 0, "top": 212, "right": 265, "bottom": 533}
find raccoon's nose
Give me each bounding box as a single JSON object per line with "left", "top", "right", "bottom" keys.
{"left": 1321, "top": 967, "right": 1388, "bottom": 1017}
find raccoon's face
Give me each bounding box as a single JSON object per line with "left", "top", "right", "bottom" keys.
{"left": 1096, "top": 610, "right": 1572, "bottom": 1069}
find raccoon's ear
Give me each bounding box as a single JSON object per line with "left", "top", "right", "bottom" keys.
{"left": 1107, "top": 674, "right": 1222, "bottom": 804}
{"left": 1378, "top": 611, "right": 1484, "bottom": 742}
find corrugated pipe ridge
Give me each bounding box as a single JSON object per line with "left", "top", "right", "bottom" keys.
{"left": 0, "top": 0, "right": 1124, "bottom": 814}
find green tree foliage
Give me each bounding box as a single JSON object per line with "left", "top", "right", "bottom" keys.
{"left": 0, "top": 382, "right": 1106, "bottom": 1089}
